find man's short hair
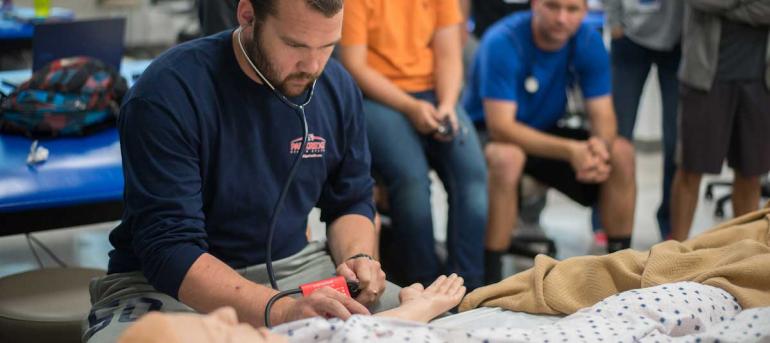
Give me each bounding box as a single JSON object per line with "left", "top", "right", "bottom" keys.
{"left": 250, "top": 0, "right": 343, "bottom": 26}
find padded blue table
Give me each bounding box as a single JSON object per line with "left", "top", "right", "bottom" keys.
{"left": 0, "top": 59, "right": 151, "bottom": 235}
{"left": 0, "top": 7, "right": 75, "bottom": 40}
{"left": 0, "top": 16, "right": 32, "bottom": 40}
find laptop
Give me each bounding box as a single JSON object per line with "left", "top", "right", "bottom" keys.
{"left": 32, "top": 17, "right": 126, "bottom": 72}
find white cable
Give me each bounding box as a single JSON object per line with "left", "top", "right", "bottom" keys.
{"left": 236, "top": 26, "right": 278, "bottom": 92}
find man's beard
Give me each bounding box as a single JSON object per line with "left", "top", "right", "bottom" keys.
{"left": 248, "top": 29, "right": 319, "bottom": 97}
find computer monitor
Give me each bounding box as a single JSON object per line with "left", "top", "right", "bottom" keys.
{"left": 32, "top": 17, "right": 126, "bottom": 72}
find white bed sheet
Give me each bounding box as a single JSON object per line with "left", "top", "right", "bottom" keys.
{"left": 273, "top": 282, "right": 770, "bottom": 342}
{"left": 431, "top": 307, "right": 561, "bottom": 331}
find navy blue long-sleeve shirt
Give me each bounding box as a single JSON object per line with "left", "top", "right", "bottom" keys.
{"left": 107, "top": 31, "right": 375, "bottom": 298}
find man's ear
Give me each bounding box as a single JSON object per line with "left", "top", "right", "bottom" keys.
{"left": 236, "top": 0, "right": 255, "bottom": 27}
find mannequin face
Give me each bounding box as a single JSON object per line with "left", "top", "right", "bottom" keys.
{"left": 175, "top": 307, "right": 283, "bottom": 343}
{"left": 120, "top": 307, "right": 287, "bottom": 343}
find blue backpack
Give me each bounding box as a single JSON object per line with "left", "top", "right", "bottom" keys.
{"left": 0, "top": 56, "right": 127, "bottom": 138}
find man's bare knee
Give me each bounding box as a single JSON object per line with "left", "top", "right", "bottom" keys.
{"left": 485, "top": 143, "right": 526, "bottom": 187}
{"left": 610, "top": 138, "right": 635, "bottom": 180}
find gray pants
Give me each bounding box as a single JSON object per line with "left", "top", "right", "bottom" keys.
{"left": 82, "top": 241, "right": 401, "bottom": 342}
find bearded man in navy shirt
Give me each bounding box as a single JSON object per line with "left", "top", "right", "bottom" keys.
{"left": 83, "top": 0, "right": 402, "bottom": 341}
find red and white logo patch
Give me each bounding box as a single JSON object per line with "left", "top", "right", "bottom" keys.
{"left": 290, "top": 133, "right": 326, "bottom": 158}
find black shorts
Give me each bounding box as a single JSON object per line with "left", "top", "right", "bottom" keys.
{"left": 523, "top": 126, "right": 600, "bottom": 207}
{"left": 678, "top": 81, "right": 770, "bottom": 176}
{"left": 476, "top": 122, "right": 600, "bottom": 207}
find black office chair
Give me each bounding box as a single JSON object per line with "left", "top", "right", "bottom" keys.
{"left": 507, "top": 176, "right": 557, "bottom": 259}
{"left": 705, "top": 175, "right": 770, "bottom": 218}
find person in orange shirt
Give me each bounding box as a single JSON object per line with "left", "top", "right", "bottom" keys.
{"left": 339, "top": 0, "right": 487, "bottom": 290}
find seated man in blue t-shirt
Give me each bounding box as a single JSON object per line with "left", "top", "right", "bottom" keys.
{"left": 464, "top": 0, "right": 637, "bottom": 284}
{"left": 83, "top": 1, "right": 404, "bottom": 342}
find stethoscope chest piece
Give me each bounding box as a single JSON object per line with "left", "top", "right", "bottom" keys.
{"left": 525, "top": 75, "right": 539, "bottom": 94}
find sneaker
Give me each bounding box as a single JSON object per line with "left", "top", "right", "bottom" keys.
{"left": 594, "top": 230, "right": 607, "bottom": 247}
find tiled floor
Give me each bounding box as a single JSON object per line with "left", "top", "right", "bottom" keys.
{"left": 0, "top": 148, "right": 750, "bottom": 279}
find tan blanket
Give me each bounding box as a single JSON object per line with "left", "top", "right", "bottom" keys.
{"left": 459, "top": 207, "right": 770, "bottom": 315}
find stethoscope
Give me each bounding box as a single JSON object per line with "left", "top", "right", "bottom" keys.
{"left": 235, "top": 25, "right": 314, "bottom": 291}
{"left": 523, "top": 42, "right": 540, "bottom": 94}
{"left": 524, "top": 75, "right": 539, "bottom": 94}
{"left": 522, "top": 37, "right": 577, "bottom": 95}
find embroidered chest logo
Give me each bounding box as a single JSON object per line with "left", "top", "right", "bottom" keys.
{"left": 290, "top": 133, "right": 326, "bottom": 158}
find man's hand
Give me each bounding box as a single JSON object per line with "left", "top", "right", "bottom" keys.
{"left": 587, "top": 136, "right": 612, "bottom": 182}
{"left": 569, "top": 140, "right": 611, "bottom": 183}
{"left": 406, "top": 99, "right": 441, "bottom": 135}
{"left": 336, "top": 256, "right": 387, "bottom": 306}
{"left": 274, "top": 287, "right": 370, "bottom": 324}
{"left": 433, "top": 103, "right": 460, "bottom": 142}
{"left": 587, "top": 136, "right": 611, "bottom": 163}
{"left": 569, "top": 140, "right": 599, "bottom": 181}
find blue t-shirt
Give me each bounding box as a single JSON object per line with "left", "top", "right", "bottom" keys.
{"left": 108, "top": 31, "right": 375, "bottom": 298}
{"left": 463, "top": 11, "right": 611, "bottom": 130}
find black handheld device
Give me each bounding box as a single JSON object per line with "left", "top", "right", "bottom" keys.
{"left": 437, "top": 116, "right": 454, "bottom": 137}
